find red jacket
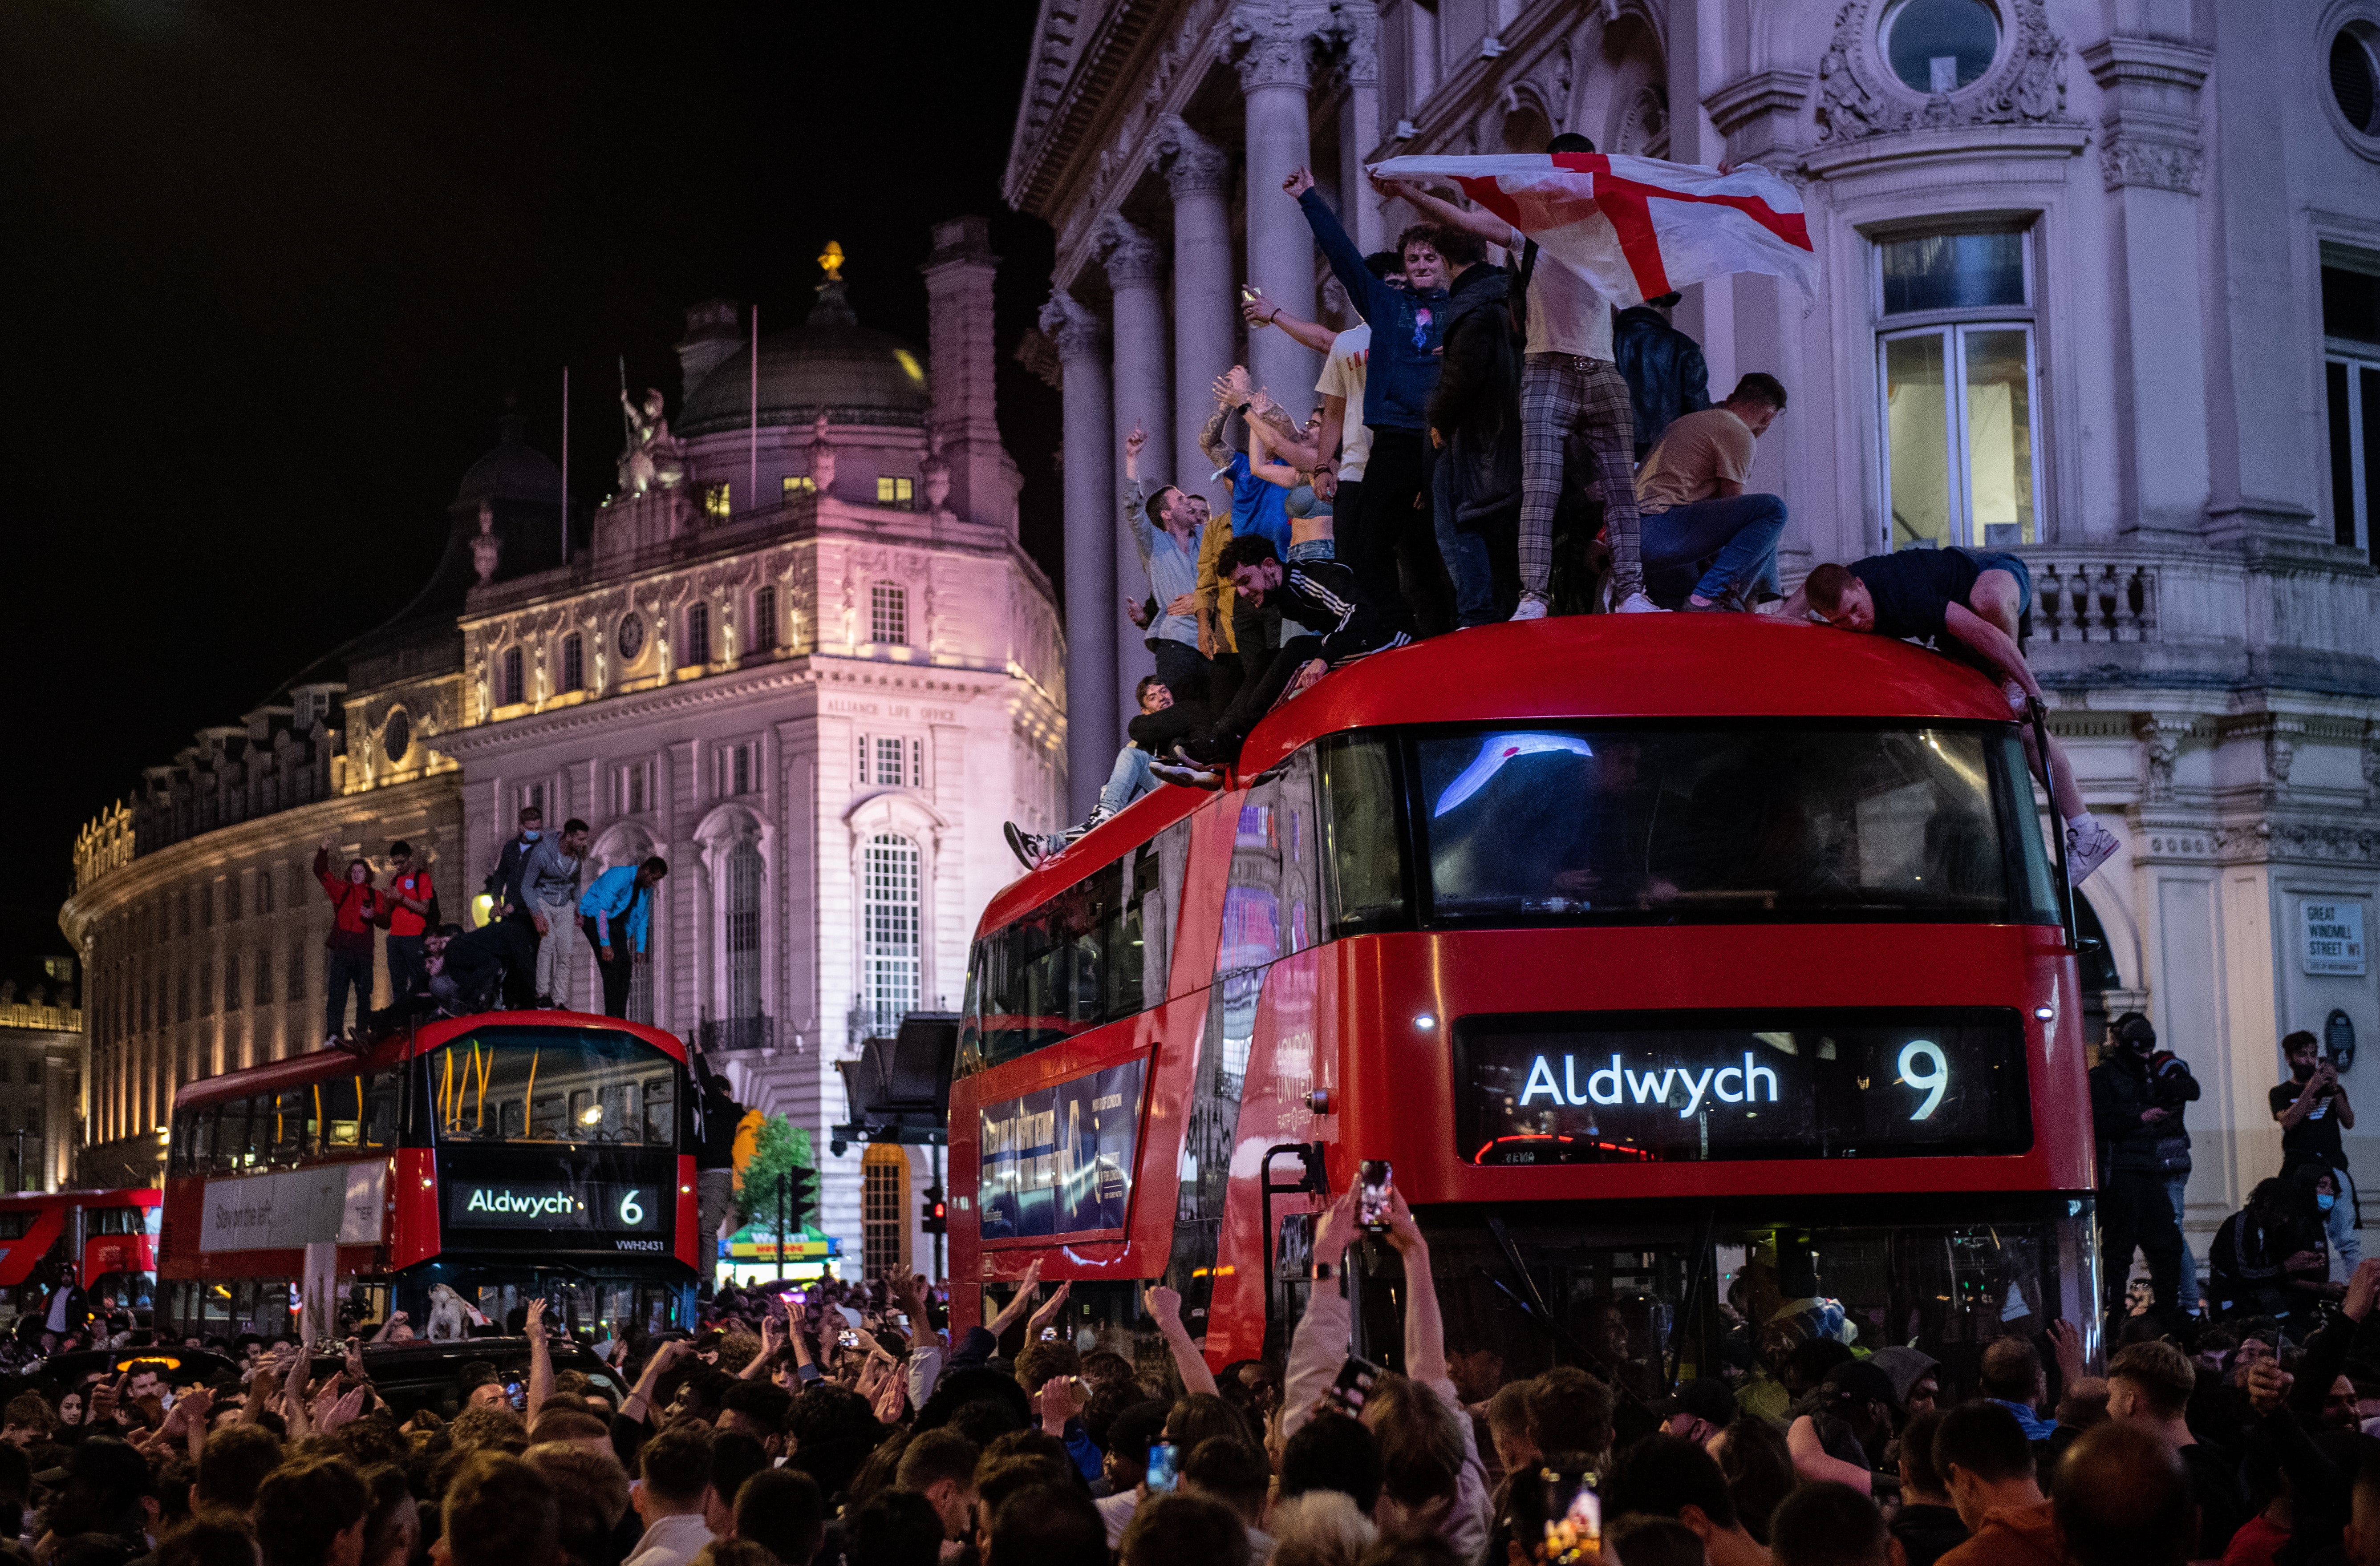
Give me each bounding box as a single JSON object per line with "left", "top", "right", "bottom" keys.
{"left": 315, "top": 849, "right": 383, "bottom": 953}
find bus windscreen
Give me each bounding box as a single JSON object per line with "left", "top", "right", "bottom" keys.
{"left": 429, "top": 1028, "right": 679, "bottom": 1147}
{"left": 1412, "top": 723, "right": 2059, "bottom": 926}
{"left": 1456, "top": 1008, "right": 2032, "bottom": 1164}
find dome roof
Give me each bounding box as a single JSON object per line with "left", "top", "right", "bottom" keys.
{"left": 456, "top": 413, "right": 563, "bottom": 507}
{"left": 677, "top": 281, "right": 931, "bottom": 437}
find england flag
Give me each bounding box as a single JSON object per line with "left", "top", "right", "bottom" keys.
{"left": 1370, "top": 152, "right": 1819, "bottom": 307}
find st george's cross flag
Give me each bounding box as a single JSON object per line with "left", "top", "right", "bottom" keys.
{"left": 1369, "top": 152, "right": 1819, "bottom": 308}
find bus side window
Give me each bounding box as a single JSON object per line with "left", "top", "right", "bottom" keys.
{"left": 1216, "top": 750, "right": 1321, "bottom": 979}
{"left": 1143, "top": 816, "right": 1193, "bottom": 1001}
{"left": 532, "top": 1093, "right": 567, "bottom": 1142}
{"left": 641, "top": 1075, "right": 674, "bottom": 1145}
{"left": 218, "top": 1097, "right": 256, "bottom": 1172}
{"left": 1319, "top": 734, "right": 1410, "bottom": 937}
{"left": 272, "top": 1089, "right": 310, "bottom": 1163}
{"left": 361, "top": 1074, "right": 398, "bottom": 1149}
{"left": 322, "top": 1077, "right": 362, "bottom": 1148}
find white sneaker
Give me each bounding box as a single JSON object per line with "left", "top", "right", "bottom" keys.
{"left": 1509, "top": 598, "right": 1548, "bottom": 622}
{"left": 2066, "top": 819, "right": 2120, "bottom": 887}
{"left": 1615, "top": 592, "right": 1670, "bottom": 614}
{"left": 2002, "top": 680, "right": 2030, "bottom": 715}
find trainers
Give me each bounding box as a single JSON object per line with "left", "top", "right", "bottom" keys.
{"left": 1151, "top": 759, "right": 1223, "bottom": 790}
{"left": 2066, "top": 819, "right": 2120, "bottom": 887}
{"left": 1683, "top": 588, "right": 1747, "bottom": 613}
{"left": 1509, "top": 597, "right": 1549, "bottom": 622}
{"left": 1615, "top": 592, "right": 1671, "bottom": 614}
{"left": 2002, "top": 679, "right": 2031, "bottom": 716}
{"left": 1001, "top": 821, "right": 1037, "bottom": 870}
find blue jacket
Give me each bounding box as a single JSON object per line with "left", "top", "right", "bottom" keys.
{"left": 1297, "top": 188, "right": 1448, "bottom": 431}
{"left": 578, "top": 867, "right": 653, "bottom": 954}
{"left": 1224, "top": 451, "right": 1293, "bottom": 554}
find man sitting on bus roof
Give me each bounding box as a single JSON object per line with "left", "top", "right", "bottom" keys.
{"left": 1171, "top": 534, "right": 1409, "bottom": 772}
{"left": 1004, "top": 674, "right": 1213, "bottom": 870}
{"left": 1785, "top": 552, "right": 2120, "bottom": 886}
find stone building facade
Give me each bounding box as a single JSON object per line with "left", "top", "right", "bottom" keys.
{"left": 1008, "top": 0, "right": 2380, "bottom": 1263}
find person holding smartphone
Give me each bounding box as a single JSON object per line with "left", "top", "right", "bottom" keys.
{"left": 2274, "top": 1028, "right": 2360, "bottom": 1267}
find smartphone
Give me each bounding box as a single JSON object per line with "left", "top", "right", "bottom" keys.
{"left": 1146, "top": 1441, "right": 1180, "bottom": 1493}
{"left": 1040, "top": 1327, "right": 1058, "bottom": 1342}
{"left": 1320, "top": 1354, "right": 1383, "bottom": 1417}
{"left": 1238, "top": 284, "right": 1259, "bottom": 303}
{"left": 504, "top": 1378, "right": 527, "bottom": 1413}
{"left": 1540, "top": 1467, "right": 1602, "bottom": 1564}
{"left": 1358, "top": 1160, "right": 1393, "bottom": 1231}
{"left": 838, "top": 1330, "right": 859, "bottom": 1350}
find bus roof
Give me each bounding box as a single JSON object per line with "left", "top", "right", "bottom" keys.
{"left": 170, "top": 1008, "right": 691, "bottom": 1113}
{"left": 0, "top": 1188, "right": 159, "bottom": 1208}
{"left": 979, "top": 615, "right": 2015, "bottom": 934}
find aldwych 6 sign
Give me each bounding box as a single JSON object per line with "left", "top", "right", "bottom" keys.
{"left": 446, "top": 1180, "right": 658, "bottom": 1241}
{"left": 1457, "top": 1009, "right": 2030, "bottom": 1165}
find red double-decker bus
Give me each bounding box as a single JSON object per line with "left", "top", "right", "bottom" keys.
{"left": 158, "top": 1011, "right": 701, "bottom": 1341}
{"left": 0, "top": 1189, "right": 163, "bottom": 1315}
{"left": 950, "top": 616, "right": 2099, "bottom": 1402}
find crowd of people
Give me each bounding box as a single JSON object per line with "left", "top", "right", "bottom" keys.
{"left": 6, "top": 1182, "right": 2380, "bottom": 1566}
{"left": 308, "top": 804, "right": 672, "bottom": 1045}
{"left": 1004, "top": 149, "right": 2120, "bottom": 890}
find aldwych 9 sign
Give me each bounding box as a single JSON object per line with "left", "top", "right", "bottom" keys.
{"left": 1458, "top": 1010, "right": 2027, "bottom": 1165}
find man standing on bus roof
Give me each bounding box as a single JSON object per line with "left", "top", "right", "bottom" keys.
{"left": 316, "top": 835, "right": 386, "bottom": 1046}
{"left": 1787, "top": 553, "right": 2121, "bottom": 886}
{"left": 382, "top": 840, "right": 436, "bottom": 1009}
{"left": 580, "top": 857, "right": 669, "bottom": 1020}
{"left": 2090, "top": 1017, "right": 2189, "bottom": 1331}
{"left": 522, "top": 819, "right": 590, "bottom": 1010}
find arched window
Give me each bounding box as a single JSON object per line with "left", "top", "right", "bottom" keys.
{"left": 725, "top": 842, "right": 764, "bottom": 1030}
{"left": 861, "top": 834, "right": 921, "bottom": 1036}
{"left": 861, "top": 1145, "right": 911, "bottom": 1280}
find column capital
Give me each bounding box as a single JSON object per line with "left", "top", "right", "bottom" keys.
{"left": 1095, "top": 215, "right": 1167, "bottom": 287}
{"left": 1038, "top": 290, "right": 1109, "bottom": 362}
{"left": 1159, "top": 117, "right": 1234, "bottom": 194}
{"left": 1229, "top": 2, "right": 1321, "bottom": 93}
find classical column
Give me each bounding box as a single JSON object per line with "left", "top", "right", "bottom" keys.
{"left": 1233, "top": 5, "right": 1322, "bottom": 420}
{"left": 1337, "top": 10, "right": 1385, "bottom": 255}
{"left": 1040, "top": 291, "right": 1118, "bottom": 820}
{"left": 1099, "top": 215, "right": 1171, "bottom": 743}
{"left": 1161, "top": 118, "right": 1237, "bottom": 498}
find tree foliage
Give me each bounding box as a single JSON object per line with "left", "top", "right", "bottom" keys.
{"left": 734, "top": 1113, "right": 815, "bottom": 1241}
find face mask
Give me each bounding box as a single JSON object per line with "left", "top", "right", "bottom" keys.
{"left": 2320, "top": 1193, "right": 2338, "bottom": 1213}
{"left": 523, "top": 830, "right": 541, "bottom": 842}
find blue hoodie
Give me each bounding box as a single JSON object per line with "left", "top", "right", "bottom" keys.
{"left": 1297, "top": 188, "right": 1449, "bottom": 433}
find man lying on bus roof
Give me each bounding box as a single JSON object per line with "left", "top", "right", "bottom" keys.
{"left": 1171, "top": 534, "right": 1409, "bottom": 772}
{"left": 1782, "top": 550, "right": 2119, "bottom": 887}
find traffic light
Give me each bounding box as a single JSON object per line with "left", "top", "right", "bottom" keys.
{"left": 921, "top": 1184, "right": 947, "bottom": 1236}
{"left": 774, "top": 1167, "right": 815, "bottom": 1235}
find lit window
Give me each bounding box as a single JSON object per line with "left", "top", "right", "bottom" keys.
{"left": 686, "top": 603, "right": 712, "bottom": 667}
{"left": 783, "top": 474, "right": 816, "bottom": 500}
{"left": 876, "top": 475, "right": 915, "bottom": 510}
{"left": 862, "top": 834, "right": 921, "bottom": 1036}
{"left": 870, "top": 582, "right": 908, "bottom": 644}
{"left": 1876, "top": 229, "right": 2040, "bottom": 550}
{"left": 2324, "top": 254, "right": 2380, "bottom": 562}
{"left": 561, "top": 633, "right": 585, "bottom": 693}
{"left": 501, "top": 646, "right": 524, "bottom": 707}
{"left": 877, "top": 737, "right": 905, "bottom": 787}
{"left": 862, "top": 1145, "right": 911, "bottom": 1279}
{"left": 703, "top": 482, "right": 732, "bottom": 519}
{"left": 892, "top": 348, "right": 924, "bottom": 384}
{"left": 1881, "top": 0, "right": 1999, "bottom": 94}
{"left": 725, "top": 842, "right": 763, "bottom": 1025}
{"left": 751, "top": 586, "right": 778, "bottom": 653}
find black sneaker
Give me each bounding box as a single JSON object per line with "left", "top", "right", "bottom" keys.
{"left": 1001, "top": 821, "right": 1037, "bottom": 870}
{"left": 1151, "top": 759, "right": 1223, "bottom": 790}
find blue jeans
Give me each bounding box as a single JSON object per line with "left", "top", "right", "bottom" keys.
{"left": 1098, "top": 747, "right": 1155, "bottom": 817}
{"left": 1962, "top": 548, "right": 2034, "bottom": 615}
{"left": 2166, "top": 1173, "right": 2200, "bottom": 1314}
{"left": 1430, "top": 457, "right": 1519, "bottom": 627}
{"left": 1641, "top": 493, "right": 1788, "bottom": 602}
{"left": 1285, "top": 538, "right": 1335, "bottom": 563}
{"left": 2331, "top": 1166, "right": 2364, "bottom": 1281}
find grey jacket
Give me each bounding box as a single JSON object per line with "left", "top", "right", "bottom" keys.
{"left": 520, "top": 835, "right": 584, "bottom": 910}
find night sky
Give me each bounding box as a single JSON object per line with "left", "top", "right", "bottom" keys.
{"left": 5, "top": 1, "right": 1061, "bottom": 925}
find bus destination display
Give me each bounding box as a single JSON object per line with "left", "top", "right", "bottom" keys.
{"left": 444, "top": 1179, "right": 666, "bottom": 1250}
{"left": 1456, "top": 1009, "right": 2031, "bottom": 1165}
{"left": 978, "top": 1057, "right": 1147, "bottom": 1239}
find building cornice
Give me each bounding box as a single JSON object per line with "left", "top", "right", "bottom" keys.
{"left": 1004, "top": 0, "right": 1178, "bottom": 221}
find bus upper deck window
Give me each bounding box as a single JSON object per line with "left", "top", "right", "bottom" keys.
{"left": 361, "top": 1074, "right": 397, "bottom": 1148}
{"left": 1321, "top": 735, "right": 1409, "bottom": 937}
{"left": 641, "top": 1076, "right": 675, "bottom": 1144}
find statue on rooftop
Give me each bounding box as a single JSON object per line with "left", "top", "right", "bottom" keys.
{"left": 616, "top": 386, "right": 688, "bottom": 495}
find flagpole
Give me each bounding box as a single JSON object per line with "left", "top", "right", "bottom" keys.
{"left": 560, "top": 365, "right": 570, "bottom": 565}
{"left": 748, "top": 304, "right": 759, "bottom": 515}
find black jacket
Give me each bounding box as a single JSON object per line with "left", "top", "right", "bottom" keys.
{"left": 2089, "top": 1051, "right": 2172, "bottom": 1175}
{"left": 1889, "top": 1502, "right": 1967, "bottom": 1566}
{"left": 1425, "top": 265, "right": 1522, "bottom": 526}
{"left": 1613, "top": 304, "right": 1711, "bottom": 455}
{"left": 1273, "top": 559, "right": 1410, "bottom": 668}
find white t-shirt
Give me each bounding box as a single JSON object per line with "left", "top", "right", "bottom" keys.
{"left": 1315, "top": 324, "right": 1373, "bottom": 482}
{"left": 1510, "top": 226, "right": 1614, "bottom": 361}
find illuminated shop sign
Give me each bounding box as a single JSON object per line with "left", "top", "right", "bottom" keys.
{"left": 1457, "top": 1010, "right": 2029, "bottom": 1166}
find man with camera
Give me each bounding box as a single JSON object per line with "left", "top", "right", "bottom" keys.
{"left": 2090, "top": 1014, "right": 2192, "bottom": 1329}
{"left": 2273, "top": 1028, "right": 2360, "bottom": 1274}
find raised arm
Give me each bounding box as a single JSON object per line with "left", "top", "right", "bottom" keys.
{"left": 1197, "top": 401, "right": 1234, "bottom": 473}
{"left": 1250, "top": 393, "right": 1319, "bottom": 470}
{"left": 1141, "top": 1284, "right": 1220, "bottom": 1396}
{"left": 1290, "top": 171, "right": 1384, "bottom": 327}
{"left": 617, "top": 1337, "right": 689, "bottom": 1428}
{"left": 1243, "top": 292, "right": 1341, "bottom": 356}
{"left": 1380, "top": 1190, "right": 1446, "bottom": 1386}
{"left": 1245, "top": 406, "right": 1304, "bottom": 489}
{"left": 985, "top": 1257, "right": 1047, "bottom": 1342}
{"left": 525, "top": 1299, "right": 555, "bottom": 1414}
{"left": 1370, "top": 171, "right": 1509, "bottom": 248}
{"left": 371, "top": 1309, "right": 407, "bottom": 1343}
{"left": 1025, "top": 1279, "right": 1073, "bottom": 1345}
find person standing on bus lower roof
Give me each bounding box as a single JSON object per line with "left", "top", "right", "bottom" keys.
{"left": 580, "top": 857, "right": 669, "bottom": 1019}
{"left": 1786, "top": 553, "right": 2122, "bottom": 887}
{"left": 2090, "top": 1020, "right": 2189, "bottom": 1333}
{"left": 315, "top": 835, "right": 386, "bottom": 1046}
{"left": 521, "top": 818, "right": 589, "bottom": 1009}
{"left": 381, "top": 839, "right": 435, "bottom": 1008}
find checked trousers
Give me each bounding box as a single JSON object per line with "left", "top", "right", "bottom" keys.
{"left": 1520, "top": 354, "right": 1640, "bottom": 603}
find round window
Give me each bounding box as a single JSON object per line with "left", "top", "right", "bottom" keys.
{"left": 1882, "top": 0, "right": 2001, "bottom": 94}
{"left": 2334, "top": 25, "right": 2380, "bottom": 135}
{"left": 384, "top": 710, "right": 411, "bottom": 765}
{"left": 618, "top": 614, "right": 647, "bottom": 662}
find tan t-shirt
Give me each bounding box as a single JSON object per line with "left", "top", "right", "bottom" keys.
{"left": 1634, "top": 406, "right": 1755, "bottom": 513}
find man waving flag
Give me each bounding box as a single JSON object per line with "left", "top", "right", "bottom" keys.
{"left": 1368, "top": 151, "right": 1818, "bottom": 307}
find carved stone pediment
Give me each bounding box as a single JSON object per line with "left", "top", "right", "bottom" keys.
{"left": 1814, "top": 0, "right": 2083, "bottom": 147}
